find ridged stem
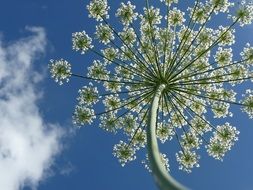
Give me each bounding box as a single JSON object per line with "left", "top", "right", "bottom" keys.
{"left": 147, "top": 84, "right": 188, "bottom": 190}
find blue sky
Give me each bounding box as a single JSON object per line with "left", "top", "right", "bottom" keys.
{"left": 1, "top": 0, "right": 253, "bottom": 190}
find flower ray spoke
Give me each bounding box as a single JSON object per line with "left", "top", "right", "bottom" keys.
{"left": 108, "top": 39, "right": 155, "bottom": 81}
{"left": 166, "top": 0, "right": 200, "bottom": 77}
{"left": 95, "top": 88, "right": 154, "bottom": 116}
{"left": 168, "top": 17, "right": 241, "bottom": 81}
{"left": 178, "top": 75, "right": 253, "bottom": 86}
{"left": 169, "top": 91, "right": 222, "bottom": 135}
{"left": 128, "top": 106, "right": 150, "bottom": 147}
{"left": 163, "top": 93, "right": 186, "bottom": 154}
{"left": 172, "top": 86, "right": 245, "bottom": 107}
{"left": 101, "top": 16, "right": 157, "bottom": 80}
{"left": 111, "top": 91, "right": 153, "bottom": 123}
{"left": 130, "top": 22, "right": 159, "bottom": 77}
{"left": 144, "top": 0, "right": 163, "bottom": 78}
{"left": 99, "top": 86, "right": 153, "bottom": 97}
{"left": 167, "top": 92, "right": 209, "bottom": 145}
{"left": 170, "top": 58, "right": 249, "bottom": 84}
{"left": 71, "top": 73, "right": 144, "bottom": 85}
{"left": 166, "top": 3, "right": 218, "bottom": 79}
{"left": 85, "top": 44, "right": 151, "bottom": 81}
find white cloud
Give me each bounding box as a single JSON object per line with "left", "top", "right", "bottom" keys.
{"left": 59, "top": 161, "right": 75, "bottom": 176}
{"left": 0, "top": 27, "right": 63, "bottom": 190}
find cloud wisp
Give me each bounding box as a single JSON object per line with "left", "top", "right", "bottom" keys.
{"left": 0, "top": 27, "right": 63, "bottom": 190}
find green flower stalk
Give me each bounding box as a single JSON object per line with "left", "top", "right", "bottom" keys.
{"left": 147, "top": 84, "right": 187, "bottom": 190}
{"left": 49, "top": 0, "right": 253, "bottom": 189}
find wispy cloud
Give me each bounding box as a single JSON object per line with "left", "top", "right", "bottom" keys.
{"left": 0, "top": 27, "right": 63, "bottom": 190}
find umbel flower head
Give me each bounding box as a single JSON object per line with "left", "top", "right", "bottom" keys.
{"left": 49, "top": 0, "right": 253, "bottom": 189}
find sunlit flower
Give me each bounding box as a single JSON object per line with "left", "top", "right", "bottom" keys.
{"left": 176, "top": 150, "right": 200, "bottom": 173}
{"left": 72, "top": 31, "right": 93, "bottom": 54}
{"left": 113, "top": 141, "right": 136, "bottom": 166}
{"left": 77, "top": 83, "right": 99, "bottom": 106}
{"left": 233, "top": 0, "right": 253, "bottom": 26}
{"left": 241, "top": 90, "right": 253, "bottom": 118}
{"left": 116, "top": 1, "right": 138, "bottom": 26}
{"left": 73, "top": 106, "right": 95, "bottom": 126}
{"left": 156, "top": 122, "right": 175, "bottom": 143}
{"left": 95, "top": 23, "right": 114, "bottom": 45}
{"left": 99, "top": 113, "right": 120, "bottom": 133}
{"left": 86, "top": 0, "right": 109, "bottom": 21}
{"left": 49, "top": 59, "right": 71, "bottom": 85}
{"left": 206, "top": 138, "right": 228, "bottom": 160}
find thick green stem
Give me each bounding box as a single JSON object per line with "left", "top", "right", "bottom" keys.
{"left": 147, "top": 84, "right": 187, "bottom": 190}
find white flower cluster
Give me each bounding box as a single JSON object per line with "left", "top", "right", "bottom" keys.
{"left": 211, "top": 102, "right": 231, "bottom": 118}
{"left": 190, "top": 98, "right": 207, "bottom": 115}
{"left": 116, "top": 1, "right": 138, "bottom": 26}
{"left": 73, "top": 106, "right": 96, "bottom": 126}
{"left": 102, "top": 47, "right": 118, "bottom": 64}
{"left": 207, "top": 88, "right": 236, "bottom": 117}
{"left": 141, "top": 6, "right": 162, "bottom": 26}
{"left": 49, "top": 59, "right": 71, "bottom": 85}
{"left": 216, "top": 123, "right": 239, "bottom": 144}
{"left": 210, "top": 0, "right": 234, "bottom": 14}
{"left": 197, "top": 28, "right": 215, "bottom": 47}
{"left": 77, "top": 83, "right": 99, "bottom": 106}
{"left": 217, "top": 26, "right": 235, "bottom": 46}
{"left": 103, "top": 79, "right": 122, "bottom": 92}
{"left": 99, "top": 113, "right": 120, "bottom": 133}
{"left": 190, "top": 117, "right": 211, "bottom": 135}
{"left": 206, "top": 139, "right": 227, "bottom": 161}
{"left": 87, "top": 60, "right": 110, "bottom": 81}
{"left": 95, "top": 23, "right": 114, "bottom": 45}
{"left": 181, "top": 132, "right": 202, "bottom": 150}
{"left": 103, "top": 94, "right": 121, "bottom": 111}
{"left": 241, "top": 43, "right": 253, "bottom": 64}
{"left": 72, "top": 31, "right": 93, "bottom": 54}
{"left": 113, "top": 141, "right": 136, "bottom": 166}
{"left": 171, "top": 111, "right": 187, "bottom": 128}
{"left": 87, "top": 0, "right": 109, "bottom": 21}
{"left": 189, "top": 2, "right": 210, "bottom": 24}
{"left": 207, "top": 122, "right": 239, "bottom": 160}
{"left": 167, "top": 7, "right": 185, "bottom": 26}
{"left": 129, "top": 128, "right": 146, "bottom": 148}
{"left": 241, "top": 89, "right": 253, "bottom": 118}
{"left": 214, "top": 47, "right": 233, "bottom": 66}
{"left": 176, "top": 150, "right": 200, "bottom": 173}
{"left": 120, "top": 113, "right": 138, "bottom": 135}
{"left": 119, "top": 28, "right": 136, "bottom": 46}
{"left": 156, "top": 122, "right": 175, "bottom": 143}
{"left": 228, "top": 64, "right": 249, "bottom": 86}
{"left": 233, "top": 0, "right": 253, "bottom": 26}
